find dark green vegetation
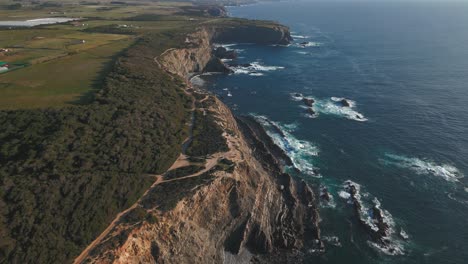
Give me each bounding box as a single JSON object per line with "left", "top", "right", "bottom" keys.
{"left": 186, "top": 109, "right": 229, "bottom": 157}
{"left": 0, "top": 2, "right": 207, "bottom": 261}
{"left": 0, "top": 29, "right": 192, "bottom": 262}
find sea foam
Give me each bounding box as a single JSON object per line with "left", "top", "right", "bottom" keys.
{"left": 340, "top": 180, "right": 407, "bottom": 255}
{"left": 230, "top": 61, "right": 285, "bottom": 76}
{"left": 381, "top": 153, "right": 463, "bottom": 183}
{"left": 291, "top": 94, "right": 367, "bottom": 121}
{"left": 253, "top": 115, "right": 320, "bottom": 177}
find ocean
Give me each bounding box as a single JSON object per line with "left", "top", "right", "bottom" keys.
{"left": 199, "top": 0, "right": 468, "bottom": 263}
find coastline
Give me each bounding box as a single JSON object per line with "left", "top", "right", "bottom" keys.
{"left": 75, "top": 12, "right": 325, "bottom": 263}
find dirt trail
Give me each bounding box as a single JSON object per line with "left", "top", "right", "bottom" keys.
{"left": 73, "top": 174, "right": 163, "bottom": 264}
{"left": 74, "top": 151, "right": 224, "bottom": 263}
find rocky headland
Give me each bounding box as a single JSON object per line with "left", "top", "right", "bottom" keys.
{"left": 76, "top": 20, "right": 322, "bottom": 264}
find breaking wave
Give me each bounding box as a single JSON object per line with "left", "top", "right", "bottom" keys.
{"left": 295, "top": 41, "right": 322, "bottom": 48}
{"left": 252, "top": 115, "right": 320, "bottom": 177}
{"left": 381, "top": 153, "right": 463, "bottom": 183}
{"left": 230, "top": 61, "right": 285, "bottom": 76}
{"left": 291, "top": 34, "right": 310, "bottom": 39}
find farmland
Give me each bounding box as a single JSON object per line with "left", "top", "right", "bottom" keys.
{"left": 0, "top": 0, "right": 196, "bottom": 109}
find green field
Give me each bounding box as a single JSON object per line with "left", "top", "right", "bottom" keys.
{"left": 0, "top": 0, "right": 195, "bottom": 110}
{"left": 0, "top": 38, "right": 133, "bottom": 109}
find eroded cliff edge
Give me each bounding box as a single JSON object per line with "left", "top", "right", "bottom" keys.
{"left": 78, "top": 22, "right": 321, "bottom": 264}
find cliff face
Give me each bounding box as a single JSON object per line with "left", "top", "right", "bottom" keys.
{"left": 79, "top": 23, "right": 321, "bottom": 264}
{"left": 160, "top": 23, "right": 293, "bottom": 77}
{"left": 212, "top": 24, "right": 293, "bottom": 45}
{"left": 81, "top": 98, "right": 321, "bottom": 264}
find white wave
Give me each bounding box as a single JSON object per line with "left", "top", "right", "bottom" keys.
{"left": 447, "top": 192, "right": 468, "bottom": 205}
{"left": 293, "top": 95, "right": 367, "bottom": 121}
{"left": 368, "top": 240, "right": 405, "bottom": 256}
{"left": 338, "top": 191, "right": 351, "bottom": 200}
{"left": 213, "top": 43, "right": 237, "bottom": 50}
{"left": 381, "top": 154, "right": 463, "bottom": 183}
{"left": 249, "top": 72, "right": 264, "bottom": 76}
{"left": 296, "top": 41, "right": 322, "bottom": 48}
{"left": 315, "top": 97, "right": 367, "bottom": 121}
{"left": 290, "top": 93, "right": 304, "bottom": 101}
{"left": 296, "top": 51, "right": 309, "bottom": 55}
{"left": 253, "top": 115, "right": 320, "bottom": 177}
{"left": 322, "top": 236, "right": 342, "bottom": 247}
{"left": 330, "top": 96, "right": 356, "bottom": 107}
{"left": 291, "top": 34, "right": 310, "bottom": 39}
{"left": 230, "top": 61, "right": 285, "bottom": 76}
{"left": 201, "top": 72, "right": 222, "bottom": 76}
{"left": 399, "top": 228, "right": 409, "bottom": 240}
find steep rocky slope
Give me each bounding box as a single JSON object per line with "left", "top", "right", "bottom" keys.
{"left": 78, "top": 22, "right": 322, "bottom": 264}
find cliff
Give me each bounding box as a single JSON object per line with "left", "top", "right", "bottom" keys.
{"left": 160, "top": 21, "right": 293, "bottom": 77}
{"left": 77, "top": 22, "right": 322, "bottom": 264}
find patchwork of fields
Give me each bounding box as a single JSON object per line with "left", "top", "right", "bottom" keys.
{"left": 0, "top": 1, "right": 195, "bottom": 109}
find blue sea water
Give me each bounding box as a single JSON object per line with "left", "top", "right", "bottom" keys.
{"left": 201, "top": 0, "right": 468, "bottom": 263}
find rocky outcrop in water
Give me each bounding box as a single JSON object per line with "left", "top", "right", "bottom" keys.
{"left": 214, "top": 46, "right": 237, "bottom": 59}
{"left": 339, "top": 99, "right": 351, "bottom": 107}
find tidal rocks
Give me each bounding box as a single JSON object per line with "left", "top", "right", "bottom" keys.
{"left": 302, "top": 97, "right": 314, "bottom": 107}
{"left": 339, "top": 98, "right": 351, "bottom": 107}
{"left": 213, "top": 46, "right": 237, "bottom": 59}
{"left": 320, "top": 186, "right": 331, "bottom": 203}
{"left": 306, "top": 108, "right": 315, "bottom": 116}
{"left": 342, "top": 181, "right": 404, "bottom": 255}
{"left": 205, "top": 57, "right": 232, "bottom": 73}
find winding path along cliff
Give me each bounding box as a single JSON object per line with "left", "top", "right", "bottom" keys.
{"left": 76, "top": 22, "right": 321, "bottom": 264}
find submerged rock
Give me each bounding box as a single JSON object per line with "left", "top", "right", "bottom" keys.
{"left": 320, "top": 187, "right": 331, "bottom": 202}
{"left": 302, "top": 98, "right": 314, "bottom": 107}
{"left": 306, "top": 108, "right": 316, "bottom": 116}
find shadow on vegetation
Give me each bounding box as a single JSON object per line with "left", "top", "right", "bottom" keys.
{"left": 69, "top": 42, "right": 134, "bottom": 105}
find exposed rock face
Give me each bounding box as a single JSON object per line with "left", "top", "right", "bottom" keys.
{"left": 78, "top": 23, "right": 317, "bottom": 264}
{"left": 159, "top": 29, "right": 213, "bottom": 77}
{"left": 160, "top": 23, "right": 293, "bottom": 77}
{"left": 214, "top": 46, "right": 237, "bottom": 59}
